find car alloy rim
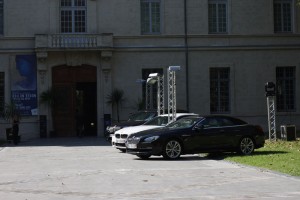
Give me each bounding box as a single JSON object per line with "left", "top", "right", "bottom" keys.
{"left": 166, "top": 140, "right": 181, "bottom": 158}
{"left": 240, "top": 137, "right": 254, "bottom": 155}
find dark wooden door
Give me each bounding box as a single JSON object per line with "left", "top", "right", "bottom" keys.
{"left": 52, "top": 66, "right": 96, "bottom": 137}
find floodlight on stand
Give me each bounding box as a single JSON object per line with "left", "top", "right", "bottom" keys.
{"left": 265, "top": 82, "right": 277, "bottom": 141}
{"left": 149, "top": 73, "right": 159, "bottom": 78}
{"left": 146, "top": 72, "right": 165, "bottom": 116}
{"left": 168, "top": 66, "right": 181, "bottom": 71}
{"left": 147, "top": 77, "right": 157, "bottom": 85}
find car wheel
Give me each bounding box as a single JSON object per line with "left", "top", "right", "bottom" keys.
{"left": 137, "top": 155, "right": 151, "bottom": 160}
{"left": 238, "top": 137, "right": 255, "bottom": 155}
{"left": 163, "top": 139, "right": 182, "bottom": 159}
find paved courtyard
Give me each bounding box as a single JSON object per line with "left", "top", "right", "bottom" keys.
{"left": 0, "top": 137, "right": 300, "bottom": 200}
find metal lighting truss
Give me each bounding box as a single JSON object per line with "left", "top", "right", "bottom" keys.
{"left": 157, "top": 75, "right": 165, "bottom": 116}
{"left": 145, "top": 82, "right": 151, "bottom": 110}
{"left": 167, "top": 66, "right": 180, "bottom": 123}
{"left": 147, "top": 73, "right": 164, "bottom": 116}
{"left": 267, "top": 96, "right": 276, "bottom": 141}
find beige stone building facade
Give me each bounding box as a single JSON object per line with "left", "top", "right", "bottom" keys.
{"left": 1, "top": 0, "right": 300, "bottom": 139}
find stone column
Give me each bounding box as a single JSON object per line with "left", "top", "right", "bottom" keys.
{"left": 36, "top": 51, "right": 51, "bottom": 137}
{"left": 98, "top": 50, "right": 112, "bottom": 137}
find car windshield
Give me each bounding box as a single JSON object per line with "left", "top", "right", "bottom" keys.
{"left": 166, "top": 117, "right": 202, "bottom": 129}
{"left": 144, "top": 116, "right": 169, "bottom": 126}
{"left": 128, "top": 112, "right": 156, "bottom": 121}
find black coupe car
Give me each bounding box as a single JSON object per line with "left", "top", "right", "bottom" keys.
{"left": 126, "top": 115, "right": 265, "bottom": 159}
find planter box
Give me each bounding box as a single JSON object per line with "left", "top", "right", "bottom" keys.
{"left": 280, "top": 125, "right": 296, "bottom": 141}
{"left": 6, "top": 128, "right": 20, "bottom": 144}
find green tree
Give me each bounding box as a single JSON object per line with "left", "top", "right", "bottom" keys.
{"left": 106, "top": 88, "right": 125, "bottom": 122}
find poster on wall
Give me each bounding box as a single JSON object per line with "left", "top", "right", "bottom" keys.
{"left": 11, "top": 55, "right": 38, "bottom": 116}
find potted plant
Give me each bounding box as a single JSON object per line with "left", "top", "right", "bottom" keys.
{"left": 106, "top": 88, "right": 125, "bottom": 122}
{"left": 1, "top": 101, "right": 21, "bottom": 144}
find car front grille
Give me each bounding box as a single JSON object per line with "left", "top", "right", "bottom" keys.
{"left": 115, "top": 134, "right": 128, "bottom": 139}
{"left": 120, "top": 134, "right": 128, "bottom": 139}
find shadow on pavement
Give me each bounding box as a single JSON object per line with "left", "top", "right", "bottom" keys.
{"left": 5, "top": 137, "right": 112, "bottom": 147}
{"left": 202, "top": 151, "right": 288, "bottom": 160}
{"left": 133, "top": 155, "right": 215, "bottom": 161}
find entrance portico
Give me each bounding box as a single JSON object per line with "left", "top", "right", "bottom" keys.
{"left": 35, "top": 34, "right": 113, "bottom": 137}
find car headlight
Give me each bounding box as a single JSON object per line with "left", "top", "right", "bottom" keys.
{"left": 127, "top": 136, "right": 141, "bottom": 143}
{"left": 143, "top": 136, "right": 160, "bottom": 143}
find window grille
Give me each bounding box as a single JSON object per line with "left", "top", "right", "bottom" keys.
{"left": 0, "top": 0, "right": 3, "bottom": 35}
{"left": 274, "top": 0, "right": 293, "bottom": 33}
{"left": 210, "top": 68, "right": 230, "bottom": 113}
{"left": 276, "top": 66, "right": 295, "bottom": 111}
{"left": 0, "top": 72, "right": 4, "bottom": 114}
{"left": 208, "top": 0, "right": 227, "bottom": 34}
{"left": 141, "top": 0, "right": 161, "bottom": 34}
{"left": 60, "top": 0, "right": 86, "bottom": 33}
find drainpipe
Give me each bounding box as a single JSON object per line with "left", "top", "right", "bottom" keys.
{"left": 184, "top": 0, "right": 190, "bottom": 112}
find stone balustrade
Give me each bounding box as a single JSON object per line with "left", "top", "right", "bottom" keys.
{"left": 35, "top": 33, "right": 113, "bottom": 49}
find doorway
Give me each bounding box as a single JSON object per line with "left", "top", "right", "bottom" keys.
{"left": 52, "top": 66, "right": 97, "bottom": 137}
{"left": 76, "top": 82, "right": 97, "bottom": 136}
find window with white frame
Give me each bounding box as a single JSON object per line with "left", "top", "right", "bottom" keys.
{"left": 60, "top": 0, "right": 86, "bottom": 33}
{"left": 0, "top": 72, "right": 4, "bottom": 114}
{"left": 210, "top": 68, "right": 230, "bottom": 113}
{"left": 141, "top": 0, "right": 161, "bottom": 34}
{"left": 208, "top": 0, "right": 227, "bottom": 34}
{"left": 0, "top": 0, "right": 3, "bottom": 35}
{"left": 276, "top": 66, "right": 296, "bottom": 111}
{"left": 274, "top": 0, "right": 293, "bottom": 33}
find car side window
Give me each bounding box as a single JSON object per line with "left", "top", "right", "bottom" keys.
{"left": 220, "top": 118, "right": 235, "bottom": 126}
{"left": 201, "top": 118, "right": 221, "bottom": 128}
{"left": 160, "top": 118, "right": 168, "bottom": 126}
{"left": 220, "top": 117, "right": 247, "bottom": 126}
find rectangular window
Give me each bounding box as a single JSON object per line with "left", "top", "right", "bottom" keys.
{"left": 141, "top": 0, "right": 161, "bottom": 34}
{"left": 276, "top": 67, "right": 296, "bottom": 111}
{"left": 0, "top": 0, "right": 3, "bottom": 35}
{"left": 274, "top": 0, "right": 293, "bottom": 33}
{"left": 210, "top": 68, "right": 230, "bottom": 113}
{"left": 60, "top": 0, "right": 86, "bottom": 33}
{"left": 208, "top": 0, "right": 227, "bottom": 34}
{"left": 0, "top": 72, "right": 4, "bottom": 114}
{"left": 142, "top": 68, "right": 163, "bottom": 110}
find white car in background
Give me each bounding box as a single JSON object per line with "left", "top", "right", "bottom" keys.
{"left": 113, "top": 113, "right": 198, "bottom": 152}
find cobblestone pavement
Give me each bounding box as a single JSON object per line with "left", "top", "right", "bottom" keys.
{"left": 0, "top": 137, "right": 299, "bottom": 200}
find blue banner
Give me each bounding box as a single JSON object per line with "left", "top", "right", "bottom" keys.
{"left": 11, "top": 55, "right": 37, "bottom": 116}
